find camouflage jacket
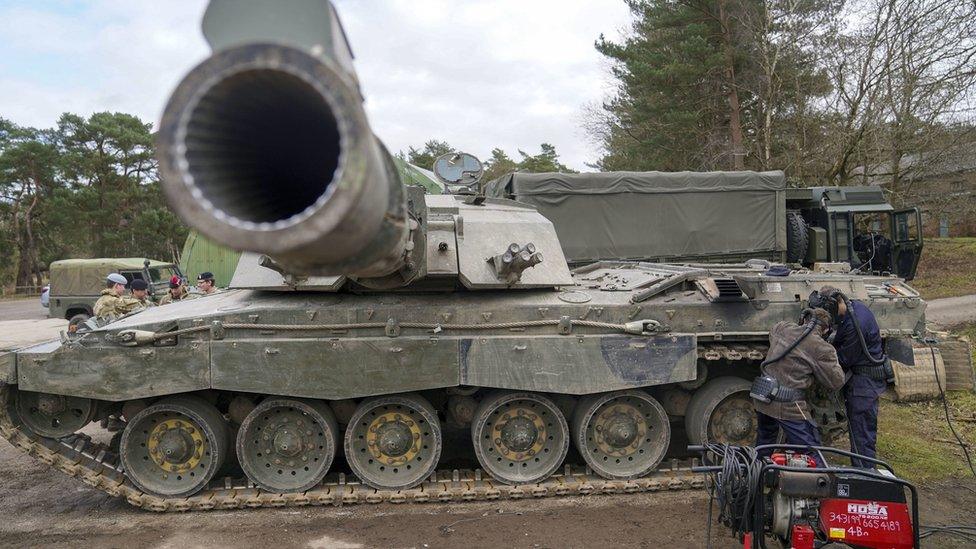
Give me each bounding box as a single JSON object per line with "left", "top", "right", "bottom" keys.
{"left": 158, "top": 288, "right": 196, "bottom": 305}
{"left": 93, "top": 289, "right": 143, "bottom": 320}
{"left": 132, "top": 296, "right": 156, "bottom": 310}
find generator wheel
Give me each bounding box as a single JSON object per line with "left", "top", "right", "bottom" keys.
{"left": 685, "top": 377, "right": 756, "bottom": 446}
{"left": 786, "top": 210, "right": 809, "bottom": 264}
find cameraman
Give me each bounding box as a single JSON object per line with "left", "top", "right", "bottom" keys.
{"left": 752, "top": 308, "right": 846, "bottom": 465}
{"left": 816, "top": 286, "right": 887, "bottom": 468}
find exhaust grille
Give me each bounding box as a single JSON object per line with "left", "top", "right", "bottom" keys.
{"left": 713, "top": 278, "right": 745, "bottom": 301}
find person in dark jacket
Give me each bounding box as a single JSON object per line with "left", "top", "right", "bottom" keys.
{"left": 753, "top": 308, "right": 846, "bottom": 465}
{"left": 818, "top": 285, "right": 887, "bottom": 468}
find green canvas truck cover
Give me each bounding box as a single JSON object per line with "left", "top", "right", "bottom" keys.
{"left": 486, "top": 171, "right": 788, "bottom": 263}
{"left": 49, "top": 258, "right": 174, "bottom": 296}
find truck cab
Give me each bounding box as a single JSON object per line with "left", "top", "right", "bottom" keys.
{"left": 786, "top": 186, "right": 923, "bottom": 280}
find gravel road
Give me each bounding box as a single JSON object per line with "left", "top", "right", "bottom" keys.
{"left": 0, "top": 297, "right": 48, "bottom": 321}
{"left": 926, "top": 294, "right": 976, "bottom": 327}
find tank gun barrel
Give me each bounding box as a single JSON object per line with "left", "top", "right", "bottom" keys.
{"left": 156, "top": 0, "right": 410, "bottom": 277}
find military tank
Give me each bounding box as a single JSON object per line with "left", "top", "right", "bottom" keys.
{"left": 0, "top": 0, "right": 928, "bottom": 510}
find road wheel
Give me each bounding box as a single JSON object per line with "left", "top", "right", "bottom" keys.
{"left": 472, "top": 391, "right": 569, "bottom": 485}
{"left": 67, "top": 313, "right": 90, "bottom": 333}
{"left": 344, "top": 393, "right": 441, "bottom": 490}
{"left": 237, "top": 398, "right": 338, "bottom": 493}
{"left": 572, "top": 390, "right": 670, "bottom": 480}
{"left": 120, "top": 395, "right": 228, "bottom": 498}
{"left": 685, "top": 377, "right": 756, "bottom": 446}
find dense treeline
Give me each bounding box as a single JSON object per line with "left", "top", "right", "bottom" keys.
{"left": 0, "top": 113, "right": 187, "bottom": 290}
{"left": 402, "top": 140, "right": 576, "bottom": 182}
{"left": 588, "top": 0, "right": 976, "bottom": 201}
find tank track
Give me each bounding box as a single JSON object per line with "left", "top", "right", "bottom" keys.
{"left": 0, "top": 385, "right": 705, "bottom": 512}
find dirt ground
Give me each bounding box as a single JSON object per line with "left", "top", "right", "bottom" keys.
{"left": 1, "top": 431, "right": 975, "bottom": 549}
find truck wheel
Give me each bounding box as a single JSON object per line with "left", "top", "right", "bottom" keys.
{"left": 67, "top": 314, "right": 90, "bottom": 333}
{"left": 786, "top": 210, "right": 808, "bottom": 264}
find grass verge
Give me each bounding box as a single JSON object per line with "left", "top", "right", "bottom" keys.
{"left": 911, "top": 238, "right": 976, "bottom": 300}
{"left": 878, "top": 392, "right": 976, "bottom": 482}
{"left": 876, "top": 323, "right": 976, "bottom": 482}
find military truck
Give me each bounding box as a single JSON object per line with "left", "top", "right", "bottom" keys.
{"left": 46, "top": 258, "right": 183, "bottom": 330}
{"left": 487, "top": 172, "right": 923, "bottom": 280}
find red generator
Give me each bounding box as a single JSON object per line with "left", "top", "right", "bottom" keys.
{"left": 693, "top": 444, "right": 919, "bottom": 549}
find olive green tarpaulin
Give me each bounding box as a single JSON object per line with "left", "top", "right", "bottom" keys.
{"left": 49, "top": 258, "right": 173, "bottom": 296}
{"left": 486, "top": 171, "right": 788, "bottom": 263}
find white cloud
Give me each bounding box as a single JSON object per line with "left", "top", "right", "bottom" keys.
{"left": 0, "top": 0, "right": 630, "bottom": 170}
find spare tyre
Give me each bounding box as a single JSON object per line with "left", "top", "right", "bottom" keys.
{"left": 786, "top": 210, "right": 809, "bottom": 264}
{"left": 67, "top": 313, "right": 90, "bottom": 333}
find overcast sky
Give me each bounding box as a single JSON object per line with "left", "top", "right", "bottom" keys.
{"left": 0, "top": 0, "right": 632, "bottom": 171}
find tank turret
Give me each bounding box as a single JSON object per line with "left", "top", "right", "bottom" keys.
{"left": 156, "top": 0, "right": 572, "bottom": 291}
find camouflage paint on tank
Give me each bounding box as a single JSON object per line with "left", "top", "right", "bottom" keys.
{"left": 13, "top": 267, "right": 924, "bottom": 402}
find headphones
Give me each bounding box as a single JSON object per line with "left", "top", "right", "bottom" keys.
{"left": 799, "top": 307, "right": 818, "bottom": 325}
{"left": 807, "top": 289, "right": 842, "bottom": 323}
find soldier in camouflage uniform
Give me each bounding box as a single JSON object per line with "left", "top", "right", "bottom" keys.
{"left": 128, "top": 279, "right": 156, "bottom": 310}
{"left": 159, "top": 275, "right": 194, "bottom": 305}
{"left": 93, "top": 273, "right": 141, "bottom": 320}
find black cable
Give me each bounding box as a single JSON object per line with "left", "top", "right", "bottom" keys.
{"left": 840, "top": 295, "right": 886, "bottom": 365}
{"left": 705, "top": 473, "right": 715, "bottom": 549}
{"left": 761, "top": 320, "right": 818, "bottom": 368}
{"left": 700, "top": 444, "right": 764, "bottom": 543}
{"left": 927, "top": 342, "right": 976, "bottom": 478}
{"left": 919, "top": 525, "right": 976, "bottom": 543}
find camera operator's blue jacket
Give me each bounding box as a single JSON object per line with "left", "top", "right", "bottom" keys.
{"left": 833, "top": 300, "right": 883, "bottom": 369}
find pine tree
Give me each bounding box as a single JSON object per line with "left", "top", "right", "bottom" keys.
{"left": 405, "top": 140, "right": 455, "bottom": 171}
{"left": 593, "top": 0, "right": 839, "bottom": 174}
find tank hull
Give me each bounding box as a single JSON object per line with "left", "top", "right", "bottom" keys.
{"left": 13, "top": 270, "right": 923, "bottom": 402}
{"left": 3, "top": 265, "right": 927, "bottom": 504}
